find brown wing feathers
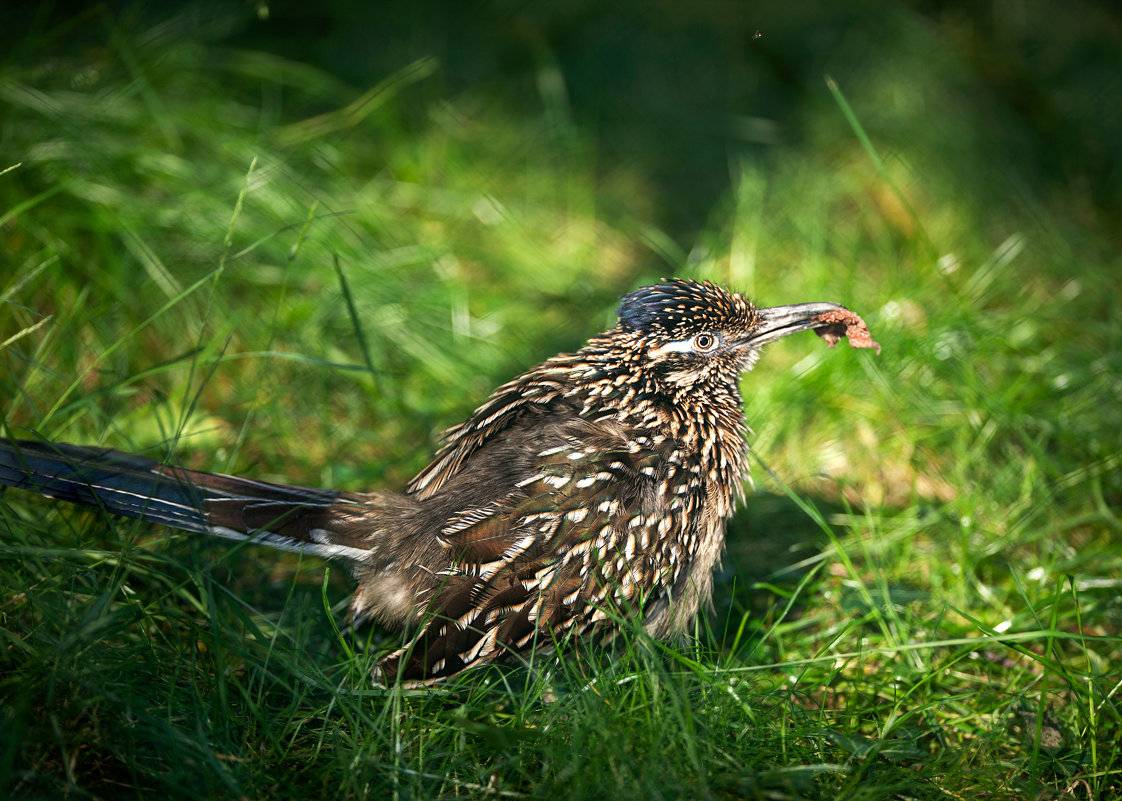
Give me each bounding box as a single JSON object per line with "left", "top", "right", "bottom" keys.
{"left": 374, "top": 422, "right": 672, "bottom": 683}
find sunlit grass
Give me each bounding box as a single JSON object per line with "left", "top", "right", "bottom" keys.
{"left": 2, "top": 5, "right": 1120, "bottom": 800}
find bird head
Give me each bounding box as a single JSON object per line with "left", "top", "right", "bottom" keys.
{"left": 617, "top": 278, "right": 850, "bottom": 389}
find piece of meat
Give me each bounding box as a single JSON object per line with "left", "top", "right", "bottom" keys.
{"left": 813, "top": 309, "right": 881, "bottom": 355}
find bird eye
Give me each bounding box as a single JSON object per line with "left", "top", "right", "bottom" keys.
{"left": 692, "top": 333, "right": 718, "bottom": 352}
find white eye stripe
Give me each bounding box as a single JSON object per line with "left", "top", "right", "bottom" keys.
{"left": 649, "top": 332, "right": 720, "bottom": 357}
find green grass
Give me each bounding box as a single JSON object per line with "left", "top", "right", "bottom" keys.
{"left": 2, "top": 4, "right": 1120, "bottom": 799}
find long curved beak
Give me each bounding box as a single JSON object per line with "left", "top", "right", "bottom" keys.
{"left": 745, "top": 302, "right": 848, "bottom": 348}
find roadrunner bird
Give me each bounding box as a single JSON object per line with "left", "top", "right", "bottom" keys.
{"left": 0, "top": 279, "right": 879, "bottom": 684}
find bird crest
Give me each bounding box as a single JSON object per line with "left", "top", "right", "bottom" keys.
{"left": 617, "top": 279, "right": 757, "bottom": 340}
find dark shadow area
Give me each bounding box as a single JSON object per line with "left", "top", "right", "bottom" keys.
{"left": 713, "top": 491, "right": 845, "bottom": 641}
{"left": 7, "top": 0, "right": 1120, "bottom": 249}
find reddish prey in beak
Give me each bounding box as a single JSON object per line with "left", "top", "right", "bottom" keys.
{"left": 748, "top": 302, "right": 881, "bottom": 355}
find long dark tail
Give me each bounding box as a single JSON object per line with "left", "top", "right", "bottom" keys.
{"left": 0, "top": 439, "right": 373, "bottom": 562}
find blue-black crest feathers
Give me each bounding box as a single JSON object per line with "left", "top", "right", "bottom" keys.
{"left": 617, "top": 278, "right": 755, "bottom": 337}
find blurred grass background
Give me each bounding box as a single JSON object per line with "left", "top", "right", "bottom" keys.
{"left": 1, "top": 1, "right": 1120, "bottom": 799}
